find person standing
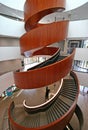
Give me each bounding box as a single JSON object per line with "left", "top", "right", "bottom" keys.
{"left": 45, "top": 87, "right": 50, "bottom": 101}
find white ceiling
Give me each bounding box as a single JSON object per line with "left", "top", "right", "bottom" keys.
{"left": 0, "top": 0, "right": 25, "bottom": 11}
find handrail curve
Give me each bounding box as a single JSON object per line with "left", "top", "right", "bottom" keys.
{"left": 24, "top": 0, "right": 66, "bottom": 30}
{"left": 14, "top": 49, "right": 75, "bottom": 89}
{"left": 23, "top": 79, "right": 63, "bottom": 113}
{"left": 8, "top": 71, "right": 79, "bottom": 130}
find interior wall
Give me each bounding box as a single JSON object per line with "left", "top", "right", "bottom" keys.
{"left": 75, "top": 71, "right": 88, "bottom": 87}
{"left": 0, "top": 47, "right": 21, "bottom": 61}
{"left": 68, "top": 20, "right": 88, "bottom": 39}
{"left": 0, "top": 37, "right": 22, "bottom": 94}
{"left": 0, "top": 0, "right": 26, "bottom": 11}
{"left": 74, "top": 48, "right": 88, "bottom": 61}
{"left": 0, "top": 37, "right": 19, "bottom": 46}
{"left": 0, "top": 16, "right": 25, "bottom": 37}
{"left": 0, "top": 37, "right": 21, "bottom": 61}
{"left": 66, "top": 0, "right": 88, "bottom": 11}
{"left": 0, "top": 59, "right": 22, "bottom": 75}
{"left": 0, "top": 72, "right": 14, "bottom": 95}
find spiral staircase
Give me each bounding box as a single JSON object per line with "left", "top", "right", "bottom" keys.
{"left": 8, "top": 0, "right": 83, "bottom": 130}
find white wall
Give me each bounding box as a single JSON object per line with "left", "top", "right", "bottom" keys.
{"left": 0, "top": 47, "right": 21, "bottom": 61}
{"left": 0, "top": 37, "right": 19, "bottom": 46}
{"left": 0, "top": 0, "right": 26, "bottom": 11}
{"left": 74, "top": 48, "right": 88, "bottom": 61}
{"left": 66, "top": 0, "right": 88, "bottom": 11}
{"left": 0, "top": 16, "right": 25, "bottom": 37}
{"left": 68, "top": 20, "right": 88, "bottom": 38}
{"left": 75, "top": 71, "right": 88, "bottom": 87}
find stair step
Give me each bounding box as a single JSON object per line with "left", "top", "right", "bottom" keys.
{"left": 40, "top": 112, "right": 47, "bottom": 126}
{"left": 59, "top": 95, "right": 73, "bottom": 107}
{"left": 9, "top": 76, "right": 78, "bottom": 128}
{"left": 21, "top": 113, "right": 40, "bottom": 128}
{"left": 60, "top": 93, "right": 75, "bottom": 101}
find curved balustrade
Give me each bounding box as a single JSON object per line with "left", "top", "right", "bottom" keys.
{"left": 32, "top": 46, "right": 59, "bottom": 56}
{"left": 23, "top": 79, "right": 63, "bottom": 113}
{"left": 8, "top": 71, "right": 80, "bottom": 130}
{"left": 20, "top": 21, "right": 69, "bottom": 54}
{"left": 14, "top": 49, "right": 75, "bottom": 89}
{"left": 8, "top": 0, "right": 81, "bottom": 130}
{"left": 28, "top": 46, "right": 60, "bottom": 70}
{"left": 24, "top": 0, "right": 65, "bottom": 30}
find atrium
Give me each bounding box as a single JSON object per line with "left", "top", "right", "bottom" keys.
{"left": 0, "top": 0, "right": 88, "bottom": 130}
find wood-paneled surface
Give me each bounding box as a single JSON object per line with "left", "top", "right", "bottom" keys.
{"left": 32, "top": 46, "right": 59, "bottom": 56}
{"left": 20, "top": 21, "right": 69, "bottom": 54}
{"left": 14, "top": 49, "right": 75, "bottom": 89}
{"left": 8, "top": 71, "right": 79, "bottom": 130}
{"left": 10, "top": 0, "right": 79, "bottom": 130}
{"left": 14, "top": 0, "right": 71, "bottom": 90}
{"left": 24, "top": 0, "right": 65, "bottom": 30}
{"left": 24, "top": 0, "right": 65, "bottom": 20}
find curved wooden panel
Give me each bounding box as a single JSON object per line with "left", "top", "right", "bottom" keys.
{"left": 20, "top": 21, "right": 69, "bottom": 54}
{"left": 24, "top": 0, "right": 65, "bottom": 20}
{"left": 24, "top": 0, "right": 65, "bottom": 30}
{"left": 28, "top": 47, "right": 60, "bottom": 70}
{"left": 14, "top": 49, "right": 75, "bottom": 89}
{"left": 9, "top": 71, "right": 80, "bottom": 130}
{"left": 32, "top": 46, "right": 59, "bottom": 56}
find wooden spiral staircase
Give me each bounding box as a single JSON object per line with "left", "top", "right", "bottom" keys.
{"left": 8, "top": 0, "right": 83, "bottom": 130}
